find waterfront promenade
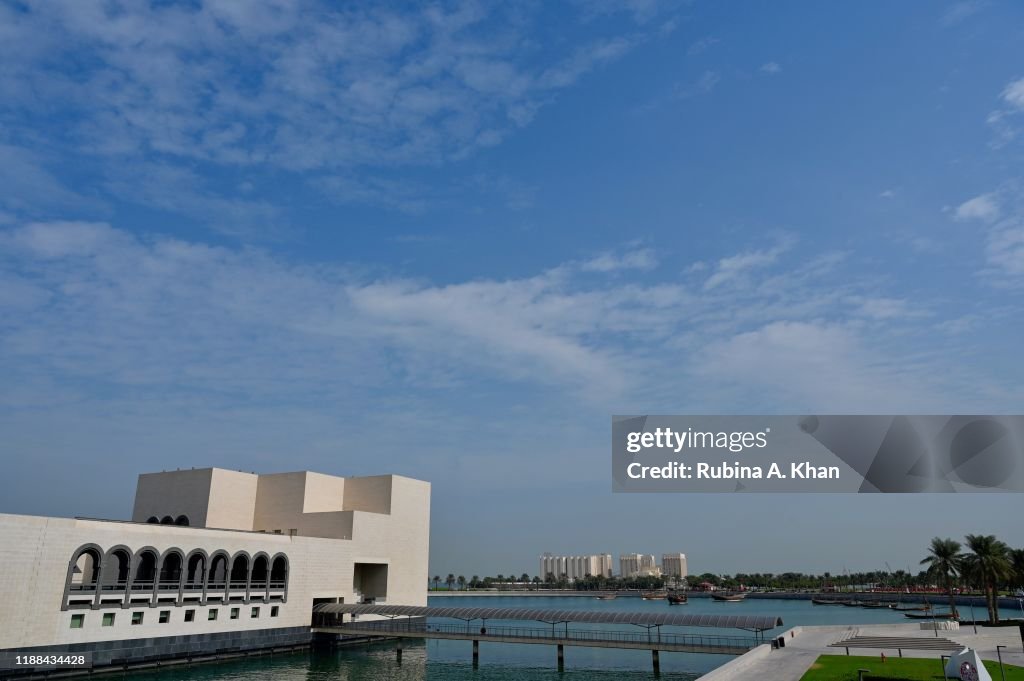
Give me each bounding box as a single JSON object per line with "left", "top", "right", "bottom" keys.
{"left": 698, "top": 622, "right": 1024, "bottom": 680}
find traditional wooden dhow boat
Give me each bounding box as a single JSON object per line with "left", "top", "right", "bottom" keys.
{"left": 711, "top": 592, "right": 746, "bottom": 602}
{"left": 666, "top": 593, "right": 688, "bottom": 605}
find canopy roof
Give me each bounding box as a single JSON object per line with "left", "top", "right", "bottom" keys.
{"left": 312, "top": 604, "right": 783, "bottom": 631}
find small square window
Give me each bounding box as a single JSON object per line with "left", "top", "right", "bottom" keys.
{"left": 158, "top": 610, "right": 170, "bottom": 624}
{"left": 70, "top": 614, "right": 85, "bottom": 629}
{"left": 131, "top": 612, "right": 144, "bottom": 626}
{"left": 102, "top": 613, "right": 115, "bottom": 627}
{"left": 251, "top": 607, "right": 260, "bottom": 618}
{"left": 208, "top": 609, "right": 218, "bottom": 621}
{"left": 230, "top": 607, "right": 240, "bottom": 620}
{"left": 271, "top": 606, "right": 279, "bottom": 617}
{"left": 184, "top": 609, "right": 195, "bottom": 622}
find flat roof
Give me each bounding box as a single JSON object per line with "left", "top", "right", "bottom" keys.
{"left": 312, "top": 604, "right": 783, "bottom": 631}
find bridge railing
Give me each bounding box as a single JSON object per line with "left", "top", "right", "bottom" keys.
{"left": 332, "top": 620, "right": 758, "bottom": 650}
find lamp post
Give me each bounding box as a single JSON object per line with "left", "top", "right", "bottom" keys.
{"left": 996, "top": 645, "right": 1007, "bottom": 681}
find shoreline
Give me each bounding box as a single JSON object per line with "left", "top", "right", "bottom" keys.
{"left": 428, "top": 590, "right": 1024, "bottom": 608}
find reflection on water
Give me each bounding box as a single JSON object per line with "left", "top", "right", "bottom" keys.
{"left": 118, "top": 644, "right": 700, "bottom": 681}
{"left": 111, "top": 595, "right": 1024, "bottom": 681}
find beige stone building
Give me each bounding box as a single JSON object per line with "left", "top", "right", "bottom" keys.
{"left": 619, "top": 553, "right": 658, "bottom": 578}
{"left": 0, "top": 467, "right": 430, "bottom": 671}
{"left": 538, "top": 553, "right": 613, "bottom": 581}
{"left": 661, "top": 553, "right": 688, "bottom": 579}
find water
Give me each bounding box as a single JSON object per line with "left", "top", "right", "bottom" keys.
{"left": 114, "top": 595, "right": 1024, "bottom": 681}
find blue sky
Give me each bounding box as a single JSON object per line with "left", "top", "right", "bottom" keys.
{"left": 1, "top": 0, "right": 1023, "bottom": 578}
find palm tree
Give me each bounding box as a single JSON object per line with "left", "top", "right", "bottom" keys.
{"left": 920, "top": 537, "right": 963, "bottom": 619}
{"left": 471, "top": 575, "right": 480, "bottom": 589}
{"left": 432, "top": 575, "right": 440, "bottom": 591}
{"left": 1010, "top": 549, "right": 1024, "bottom": 590}
{"left": 457, "top": 575, "right": 466, "bottom": 591}
{"left": 963, "top": 534, "right": 1012, "bottom": 623}
{"left": 446, "top": 574, "right": 455, "bottom": 590}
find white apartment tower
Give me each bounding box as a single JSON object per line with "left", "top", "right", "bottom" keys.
{"left": 661, "top": 553, "right": 689, "bottom": 578}
{"left": 619, "top": 553, "right": 657, "bottom": 578}
{"left": 539, "top": 553, "right": 613, "bottom": 581}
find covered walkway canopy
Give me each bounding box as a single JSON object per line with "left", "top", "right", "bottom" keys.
{"left": 312, "top": 603, "right": 783, "bottom": 633}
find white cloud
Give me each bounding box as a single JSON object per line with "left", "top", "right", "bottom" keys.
{"left": 0, "top": 3, "right": 654, "bottom": 171}
{"left": 985, "top": 221, "right": 1024, "bottom": 278}
{"left": 1002, "top": 78, "right": 1024, "bottom": 111}
{"left": 0, "top": 220, "right": 1016, "bottom": 435}
{"left": 696, "top": 321, "right": 948, "bottom": 411}
{"left": 759, "top": 62, "right": 782, "bottom": 75}
{"left": 847, "top": 296, "right": 919, "bottom": 320}
{"left": 703, "top": 239, "right": 793, "bottom": 290}
{"left": 988, "top": 77, "right": 1024, "bottom": 147}
{"left": 954, "top": 193, "right": 1000, "bottom": 222}
{"left": 580, "top": 248, "right": 658, "bottom": 273}
{"left": 951, "top": 185, "right": 1024, "bottom": 283}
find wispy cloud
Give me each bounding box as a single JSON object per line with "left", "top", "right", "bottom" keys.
{"left": 940, "top": 0, "right": 987, "bottom": 26}
{"left": 759, "top": 62, "right": 782, "bottom": 75}
{"left": 954, "top": 193, "right": 1000, "bottom": 222}
{"left": 687, "top": 35, "right": 719, "bottom": 56}
{"left": 0, "top": 1, "right": 667, "bottom": 232}
{"left": 580, "top": 248, "right": 658, "bottom": 273}
{"left": 702, "top": 238, "right": 793, "bottom": 290}
{"left": 987, "top": 76, "right": 1024, "bottom": 147}
{"left": 951, "top": 187, "right": 1024, "bottom": 284}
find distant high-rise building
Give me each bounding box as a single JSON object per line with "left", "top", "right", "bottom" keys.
{"left": 539, "top": 553, "right": 613, "bottom": 581}
{"left": 662, "top": 553, "right": 688, "bottom": 578}
{"left": 619, "top": 553, "right": 657, "bottom": 578}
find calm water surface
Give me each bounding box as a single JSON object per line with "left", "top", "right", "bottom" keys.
{"left": 118, "top": 595, "right": 1024, "bottom": 681}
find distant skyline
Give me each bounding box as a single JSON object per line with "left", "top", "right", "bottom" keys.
{"left": 1, "top": 1, "right": 1023, "bottom": 578}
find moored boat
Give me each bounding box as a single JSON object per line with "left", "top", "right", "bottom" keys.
{"left": 812, "top": 598, "right": 845, "bottom": 605}
{"left": 595, "top": 593, "right": 617, "bottom": 600}
{"left": 711, "top": 592, "right": 746, "bottom": 602}
{"left": 904, "top": 611, "right": 955, "bottom": 619}
{"left": 641, "top": 591, "right": 667, "bottom": 600}
{"left": 666, "top": 593, "right": 688, "bottom": 605}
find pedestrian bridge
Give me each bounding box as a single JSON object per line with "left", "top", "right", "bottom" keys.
{"left": 312, "top": 604, "right": 785, "bottom": 671}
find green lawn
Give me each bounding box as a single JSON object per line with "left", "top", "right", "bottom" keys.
{"left": 800, "top": 655, "right": 1024, "bottom": 680}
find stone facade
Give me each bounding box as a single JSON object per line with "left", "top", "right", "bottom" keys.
{"left": 0, "top": 468, "right": 429, "bottom": 669}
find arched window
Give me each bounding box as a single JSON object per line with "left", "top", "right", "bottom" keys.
{"left": 103, "top": 548, "right": 131, "bottom": 586}
{"left": 270, "top": 555, "right": 288, "bottom": 588}
{"left": 146, "top": 517, "right": 159, "bottom": 524}
{"left": 174, "top": 515, "right": 190, "bottom": 526}
{"left": 158, "top": 551, "right": 183, "bottom": 588}
{"left": 185, "top": 552, "right": 206, "bottom": 589}
{"left": 70, "top": 547, "right": 101, "bottom": 588}
{"left": 229, "top": 554, "right": 249, "bottom": 589}
{"left": 160, "top": 516, "right": 174, "bottom": 525}
{"left": 251, "top": 554, "right": 269, "bottom": 590}
{"left": 133, "top": 549, "right": 158, "bottom": 587}
{"left": 208, "top": 553, "right": 229, "bottom": 589}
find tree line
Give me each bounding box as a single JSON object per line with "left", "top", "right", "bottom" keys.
{"left": 431, "top": 535, "right": 1024, "bottom": 624}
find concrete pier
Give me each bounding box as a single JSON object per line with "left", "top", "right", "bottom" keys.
{"left": 698, "top": 623, "right": 1024, "bottom": 680}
